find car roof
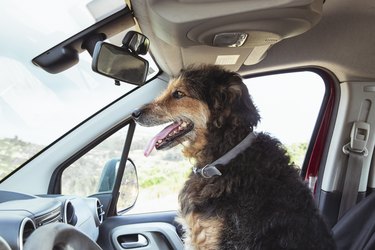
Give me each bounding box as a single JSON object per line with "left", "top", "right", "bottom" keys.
{"left": 131, "top": 0, "right": 373, "bottom": 82}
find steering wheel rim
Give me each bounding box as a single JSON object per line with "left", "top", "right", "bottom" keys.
{"left": 24, "top": 223, "right": 102, "bottom": 250}
{"left": 0, "top": 236, "right": 11, "bottom": 250}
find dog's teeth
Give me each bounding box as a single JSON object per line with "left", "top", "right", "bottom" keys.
{"left": 157, "top": 139, "right": 163, "bottom": 143}
{"left": 181, "top": 122, "right": 187, "bottom": 128}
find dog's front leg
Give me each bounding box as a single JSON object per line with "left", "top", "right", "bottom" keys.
{"left": 178, "top": 212, "right": 224, "bottom": 250}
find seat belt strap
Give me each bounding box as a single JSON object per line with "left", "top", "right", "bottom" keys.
{"left": 339, "top": 121, "right": 370, "bottom": 219}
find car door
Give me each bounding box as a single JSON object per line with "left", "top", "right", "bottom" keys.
{"left": 32, "top": 74, "right": 184, "bottom": 249}
{"left": 52, "top": 118, "right": 185, "bottom": 249}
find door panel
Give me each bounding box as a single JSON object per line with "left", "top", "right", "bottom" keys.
{"left": 97, "top": 211, "right": 184, "bottom": 250}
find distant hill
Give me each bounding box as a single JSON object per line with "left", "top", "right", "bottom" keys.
{"left": 0, "top": 135, "right": 307, "bottom": 181}
{"left": 0, "top": 135, "right": 308, "bottom": 213}
{"left": 0, "top": 137, "right": 44, "bottom": 179}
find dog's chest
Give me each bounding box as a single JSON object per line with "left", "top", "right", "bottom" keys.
{"left": 178, "top": 176, "right": 231, "bottom": 249}
{"left": 177, "top": 212, "right": 224, "bottom": 250}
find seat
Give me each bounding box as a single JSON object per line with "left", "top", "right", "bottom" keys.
{"left": 332, "top": 192, "right": 375, "bottom": 250}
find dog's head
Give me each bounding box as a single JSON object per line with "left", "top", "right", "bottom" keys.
{"left": 132, "top": 64, "right": 260, "bottom": 157}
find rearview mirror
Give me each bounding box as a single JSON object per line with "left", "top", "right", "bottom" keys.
{"left": 92, "top": 41, "right": 149, "bottom": 85}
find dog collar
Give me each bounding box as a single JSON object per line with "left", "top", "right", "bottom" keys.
{"left": 193, "top": 132, "right": 257, "bottom": 178}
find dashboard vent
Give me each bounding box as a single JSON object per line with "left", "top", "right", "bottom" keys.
{"left": 96, "top": 199, "right": 104, "bottom": 226}
{"left": 64, "top": 201, "right": 77, "bottom": 226}
{"left": 34, "top": 206, "right": 61, "bottom": 227}
{"left": 85, "top": 197, "right": 105, "bottom": 227}
{"left": 21, "top": 218, "right": 36, "bottom": 246}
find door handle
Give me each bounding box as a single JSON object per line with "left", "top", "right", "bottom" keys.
{"left": 119, "top": 234, "right": 148, "bottom": 249}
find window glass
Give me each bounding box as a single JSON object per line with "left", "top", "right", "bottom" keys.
{"left": 127, "top": 128, "right": 191, "bottom": 213}
{"left": 0, "top": 0, "right": 159, "bottom": 181}
{"left": 244, "top": 71, "right": 325, "bottom": 167}
{"left": 127, "top": 71, "right": 325, "bottom": 214}
{"left": 61, "top": 126, "right": 129, "bottom": 196}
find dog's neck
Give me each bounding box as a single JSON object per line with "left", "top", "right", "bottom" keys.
{"left": 193, "top": 132, "right": 257, "bottom": 178}
{"left": 194, "top": 125, "right": 253, "bottom": 168}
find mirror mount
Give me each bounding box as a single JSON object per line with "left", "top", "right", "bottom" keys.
{"left": 32, "top": 7, "right": 135, "bottom": 74}
{"left": 122, "top": 31, "right": 150, "bottom": 55}
{"left": 82, "top": 33, "right": 106, "bottom": 57}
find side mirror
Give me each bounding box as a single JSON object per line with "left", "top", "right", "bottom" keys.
{"left": 118, "top": 159, "right": 139, "bottom": 212}
{"left": 92, "top": 41, "right": 149, "bottom": 85}
{"left": 97, "top": 158, "right": 139, "bottom": 212}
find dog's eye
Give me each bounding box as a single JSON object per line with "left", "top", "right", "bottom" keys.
{"left": 172, "top": 90, "right": 185, "bottom": 99}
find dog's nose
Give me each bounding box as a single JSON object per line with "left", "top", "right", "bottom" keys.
{"left": 132, "top": 109, "right": 142, "bottom": 119}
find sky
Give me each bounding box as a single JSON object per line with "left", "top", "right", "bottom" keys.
{"left": 245, "top": 72, "right": 325, "bottom": 145}
{"left": 0, "top": 0, "right": 133, "bottom": 145}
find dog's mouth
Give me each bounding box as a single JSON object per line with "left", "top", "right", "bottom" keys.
{"left": 144, "top": 119, "right": 194, "bottom": 156}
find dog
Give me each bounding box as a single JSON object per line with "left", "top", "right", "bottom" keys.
{"left": 132, "top": 64, "right": 335, "bottom": 250}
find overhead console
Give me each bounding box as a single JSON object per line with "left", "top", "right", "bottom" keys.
{"left": 132, "top": 0, "right": 324, "bottom": 75}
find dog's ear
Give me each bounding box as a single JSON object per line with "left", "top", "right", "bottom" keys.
{"left": 211, "top": 75, "right": 260, "bottom": 129}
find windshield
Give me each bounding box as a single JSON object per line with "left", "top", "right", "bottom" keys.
{"left": 0, "top": 0, "right": 158, "bottom": 180}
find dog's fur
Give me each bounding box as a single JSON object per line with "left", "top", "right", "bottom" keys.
{"left": 133, "top": 64, "right": 335, "bottom": 249}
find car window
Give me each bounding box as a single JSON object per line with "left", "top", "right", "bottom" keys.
{"left": 61, "top": 126, "right": 129, "bottom": 197}
{"left": 245, "top": 71, "right": 325, "bottom": 167}
{"left": 0, "top": 0, "right": 159, "bottom": 181}
{"left": 128, "top": 127, "right": 191, "bottom": 213}
{"left": 127, "top": 71, "right": 325, "bottom": 214}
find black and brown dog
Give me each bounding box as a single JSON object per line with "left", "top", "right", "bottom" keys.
{"left": 132, "top": 64, "right": 335, "bottom": 250}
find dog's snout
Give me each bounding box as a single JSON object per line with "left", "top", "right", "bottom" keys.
{"left": 132, "top": 109, "right": 142, "bottom": 119}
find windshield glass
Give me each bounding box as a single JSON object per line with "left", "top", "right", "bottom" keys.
{"left": 0, "top": 0, "right": 158, "bottom": 180}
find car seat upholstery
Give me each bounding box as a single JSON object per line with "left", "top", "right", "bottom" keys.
{"left": 332, "top": 192, "right": 375, "bottom": 250}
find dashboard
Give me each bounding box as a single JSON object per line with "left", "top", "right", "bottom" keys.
{"left": 0, "top": 190, "right": 104, "bottom": 250}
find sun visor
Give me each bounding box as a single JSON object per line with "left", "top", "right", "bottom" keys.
{"left": 132, "top": 0, "right": 324, "bottom": 75}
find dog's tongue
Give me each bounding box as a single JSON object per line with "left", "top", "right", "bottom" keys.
{"left": 144, "top": 122, "right": 180, "bottom": 157}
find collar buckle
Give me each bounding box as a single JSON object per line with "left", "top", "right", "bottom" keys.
{"left": 193, "top": 165, "right": 222, "bottom": 178}
{"left": 192, "top": 132, "right": 257, "bottom": 178}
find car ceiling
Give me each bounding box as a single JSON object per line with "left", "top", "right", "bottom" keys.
{"left": 130, "top": 0, "right": 375, "bottom": 82}
{"left": 245, "top": 0, "right": 375, "bottom": 82}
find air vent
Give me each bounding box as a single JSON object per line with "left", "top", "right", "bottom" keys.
{"left": 96, "top": 199, "right": 104, "bottom": 226}
{"left": 20, "top": 218, "right": 36, "bottom": 247}
{"left": 34, "top": 207, "right": 61, "bottom": 227}
{"left": 63, "top": 201, "right": 77, "bottom": 226}
{"left": 85, "top": 198, "right": 105, "bottom": 227}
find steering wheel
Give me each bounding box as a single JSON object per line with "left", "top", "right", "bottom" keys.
{"left": 24, "top": 223, "right": 102, "bottom": 250}
{"left": 0, "top": 236, "right": 11, "bottom": 250}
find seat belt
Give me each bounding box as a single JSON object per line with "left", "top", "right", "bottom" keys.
{"left": 339, "top": 121, "right": 370, "bottom": 219}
